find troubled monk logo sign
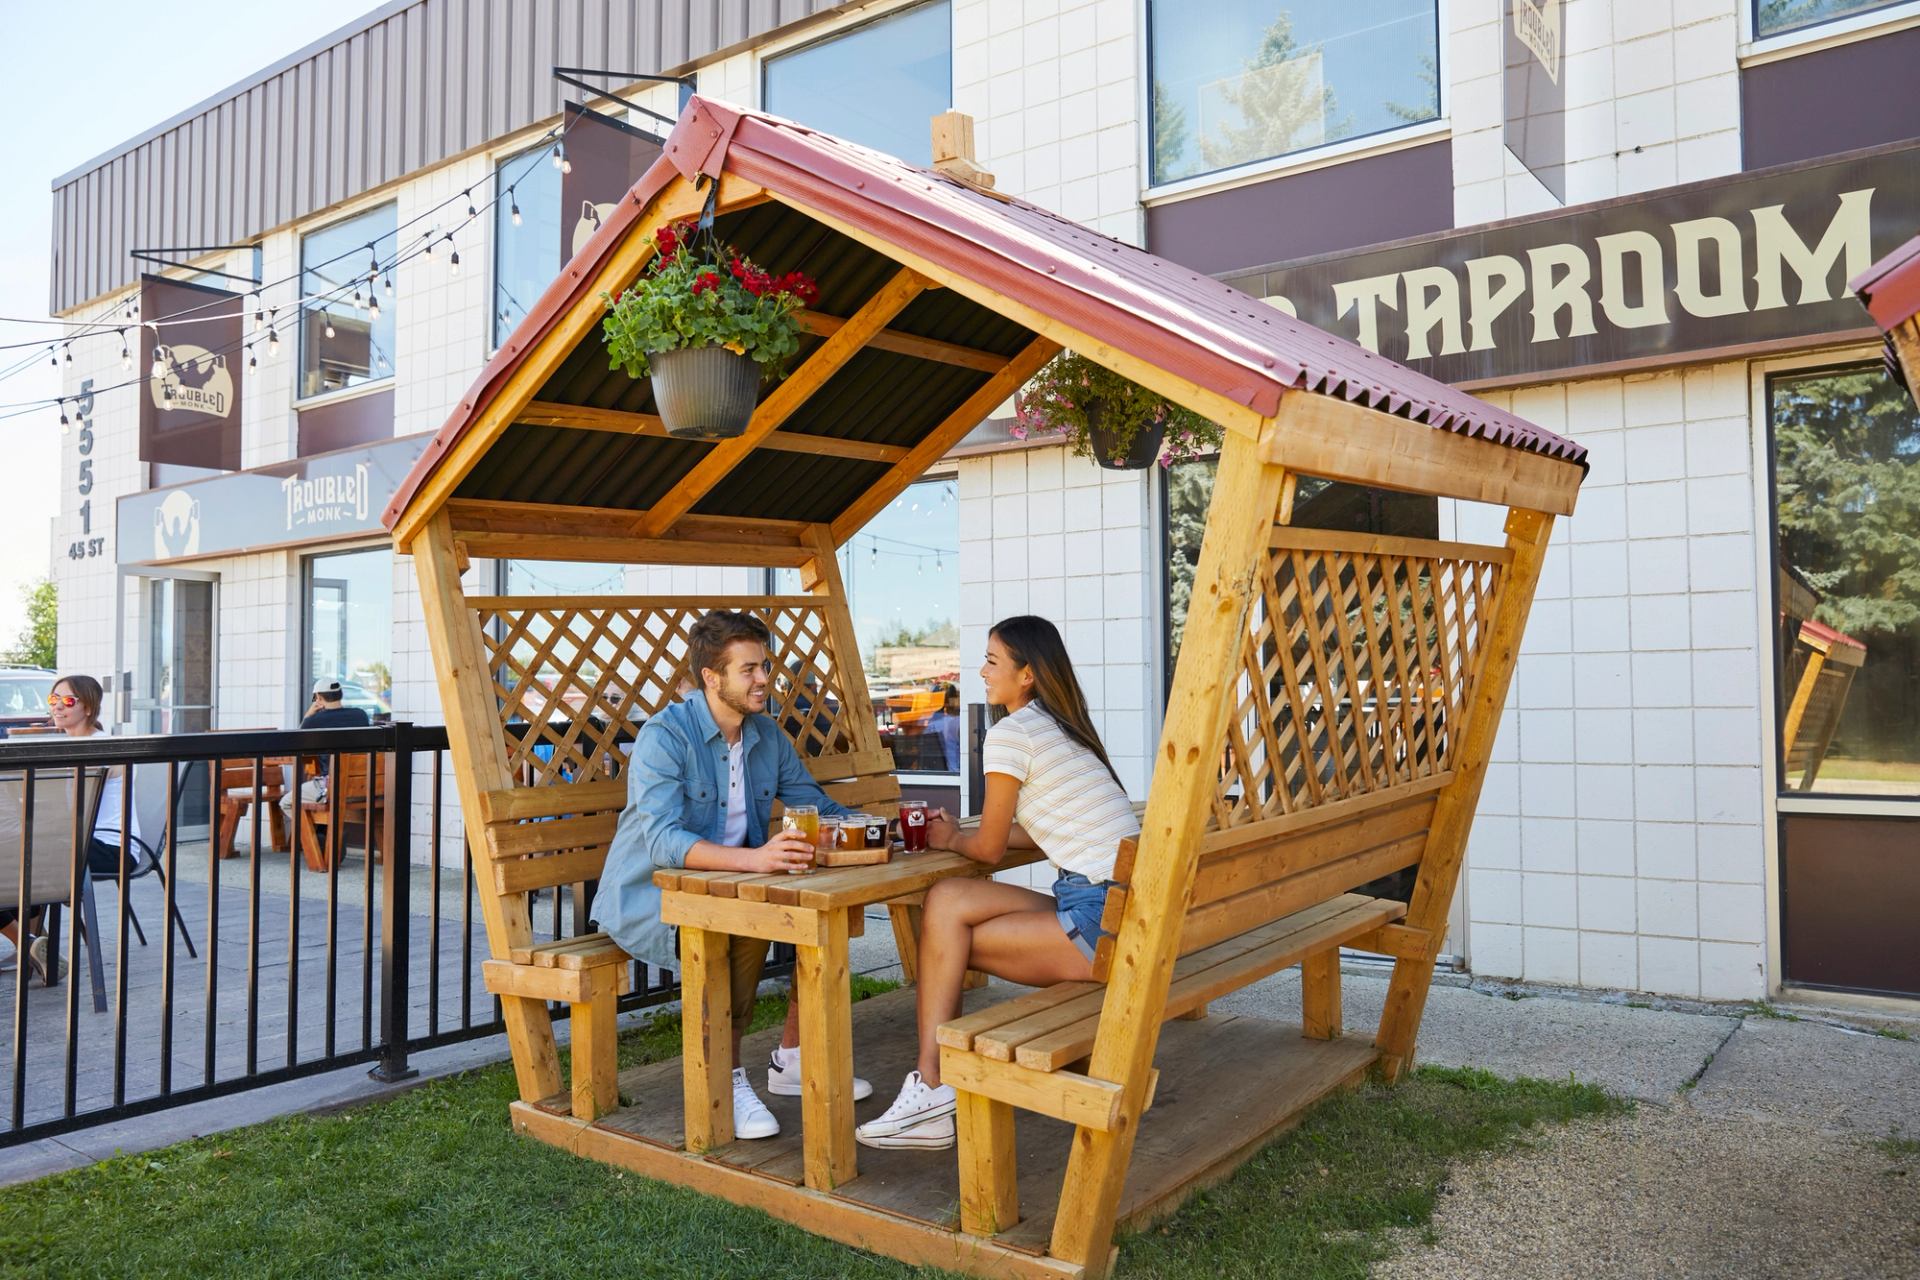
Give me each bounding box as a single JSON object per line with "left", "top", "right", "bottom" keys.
{"left": 1237, "top": 141, "right": 1920, "bottom": 387}
{"left": 137, "top": 274, "right": 243, "bottom": 470}
{"left": 283, "top": 463, "right": 371, "bottom": 530}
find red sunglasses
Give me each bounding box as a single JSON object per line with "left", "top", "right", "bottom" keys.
{"left": 47, "top": 694, "right": 78, "bottom": 709}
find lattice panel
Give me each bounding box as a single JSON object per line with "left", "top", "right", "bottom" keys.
{"left": 469, "top": 596, "right": 865, "bottom": 787}
{"left": 1215, "top": 535, "right": 1507, "bottom": 828}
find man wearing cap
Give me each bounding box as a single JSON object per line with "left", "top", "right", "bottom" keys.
{"left": 282, "top": 680, "right": 372, "bottom": 813}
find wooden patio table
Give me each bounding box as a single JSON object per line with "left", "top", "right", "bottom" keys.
{"left": 655, "top": 844, "right": 1045, "bottom": 1192}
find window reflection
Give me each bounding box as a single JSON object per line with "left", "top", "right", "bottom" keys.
{"left": 299, "top": 205, "right": 397, "bottom": 399}
{"left": 1148, "top": 1, "right": 1441, "bottom": 186}
{"left": 1755, "top": 0, "right": 1904, "bottom": 38}
{"left": 1770, "top": 363, "right": 1920, "bottom": 796}
{"left": 493, "top": 144, "right": 564, "bottom": 349}
{"left": 764, "top": 0, "right": 952, "bottom": 165}
{"left": 303, "top": 547, "right": 393, "bottom": 719}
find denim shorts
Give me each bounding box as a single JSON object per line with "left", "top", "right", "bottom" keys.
{"left": 1053, "top": 870, "right": 1114, "bottom": 962}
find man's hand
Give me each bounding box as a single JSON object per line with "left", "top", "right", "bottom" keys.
{"left": 741, "top": 830, "right": 816, "bottom": 874}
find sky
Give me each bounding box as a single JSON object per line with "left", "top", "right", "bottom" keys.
{"left": 0, "top": 2, "right": 384, "bottom": 649}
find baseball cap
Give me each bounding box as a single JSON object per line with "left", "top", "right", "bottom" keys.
{"left": 312, "top": 679, "right": 345, "bottom": 700}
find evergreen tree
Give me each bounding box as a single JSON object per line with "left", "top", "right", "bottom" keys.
{"left": 1197, "top": 14, "right": 1346, "bottom": 171}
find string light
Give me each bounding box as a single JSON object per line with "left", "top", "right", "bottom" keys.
{"left": 323, "top": 313, "right": 336, "bottom": 339}
{"left": 550, "top": 141, "right": 568, "bottom": 173}
{"left": 247, "top": 349, "right": 257, "bottom": 369}
{"left": 465, "top": 189, "right": 477, "bottom": 218}
{"left": 510, "top": 192, "right": 522, "bottom": 227}
{"left": 149, "top": 353, "right": 166, "bottom": 380}
{"left": 119, "top": 331, "right": 130, "bottom": 371}
{"left": 47, "top": 347, "right": 56, "bottom": 368}
{"left": 383, "top": 273, "right": 394, "bottom": 296}
{"left": 268, "top": 327, "right": 280, "bottom": 356}
{"left": 58, "top": 401, "right": 69, "bottom": 429}
{"left": 445, "top": 234, "right": 460, "bottom": 275}
{"left": 368, "top": 293, "right": 380, "bottom": 320}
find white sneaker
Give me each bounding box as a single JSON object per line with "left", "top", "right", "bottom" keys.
{"left": 732, "top": 1067, "right": 780, "bottom": 1140}
{"left": 855, "top": 1071, "right": 957, "bottom": 1150}
{"left": 767, "top": 1045, "right": 874, "bottom": 1101}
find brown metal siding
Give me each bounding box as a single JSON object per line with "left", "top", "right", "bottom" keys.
{"left": 49, "top": 0, "right": 857, "bottom": 314}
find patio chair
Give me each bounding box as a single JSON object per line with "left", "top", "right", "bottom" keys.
{"left": 0, "top": 766, "right": 108, "bottom": 1011}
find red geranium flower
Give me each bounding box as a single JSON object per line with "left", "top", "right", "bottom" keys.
{"left": 691, "top": 271, "right": 722, "bottom": 295}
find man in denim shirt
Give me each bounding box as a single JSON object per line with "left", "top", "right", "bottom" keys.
{"left": 591, "top": 610, "right": 873, "bottom": 1138}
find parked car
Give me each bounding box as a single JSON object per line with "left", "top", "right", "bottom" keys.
{"left": 0, "top": 666, "right": 56, "bottom": 737}
{"left": 335, "top": 678, "right": 391, "bottom": 717}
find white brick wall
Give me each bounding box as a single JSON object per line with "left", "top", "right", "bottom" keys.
{"left": 1457, "top": 363, "right": 1767, "bottom": 1000}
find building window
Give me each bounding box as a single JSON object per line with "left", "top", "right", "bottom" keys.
{"left": 763, "top": 0, "right": 952, "bottom": 165}
{"left": 775, "top": 475, "right": 962, "bottom": 776}
{"left": 298, "top": 204, "right": 398, "bottom": 400}
{"left": 1148, "top": 1, "right": 1442, "bottom": 187}
{"left": 493, "top": 144, "right": 565, "bottom": 349}
{"left": 500, "top": 561, "right": 632, "bottom": 596}
{"left": 1163, "top": 458, "right": 1437, "bottom": 681}
{"left": 1768, "top": 362, "right": 1920, "bottom": 797}
{"left": 1755, "top": 0, "right": 1908, "bottom": 38}
{"left": 302, "top": 546, "right": 393, "bottom": 719}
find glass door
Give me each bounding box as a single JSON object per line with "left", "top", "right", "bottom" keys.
{"left": 134, "top": 574, "right": 217, "bottom": 736}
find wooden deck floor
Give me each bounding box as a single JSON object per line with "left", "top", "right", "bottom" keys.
{"left": 520, "top": 984, "right": 1377, "bottom": 1276}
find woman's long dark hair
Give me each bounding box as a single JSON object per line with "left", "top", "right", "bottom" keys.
{"left": 989, "top": 616, "right": 1122, "bottom": 789}
{"left": 54, "top": 674, "right": 104, "bottom": 731}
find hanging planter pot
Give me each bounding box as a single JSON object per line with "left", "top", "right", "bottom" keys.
{"left": 1085, "top": 399, "right": 1167, "bottom": 470}
{"left": 650, "top": 344, "right": 761, "bottom": 439}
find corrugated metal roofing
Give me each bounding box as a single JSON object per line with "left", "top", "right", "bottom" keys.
{"left": 1852, "top": 232, "right": 1920, "bottom": 332}
{"left": 48, "top": 0, "right": 856, "bottom": 315}
{"left": 386, "top": 96, "right": 1585, "bottom": 534}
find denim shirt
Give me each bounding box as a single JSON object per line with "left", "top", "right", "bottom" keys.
{"left": 589, "top": 693, "right": 850, "bottom": 970}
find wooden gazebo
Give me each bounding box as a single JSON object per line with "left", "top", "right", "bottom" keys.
{"left": 384, "top": 97, "right": 1586, "bottom": 1280}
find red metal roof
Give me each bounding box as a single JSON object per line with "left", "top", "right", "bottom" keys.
{"left": 386, "top": 96, "right": 1584, "bottom": 530}
{"left": 1852, "top": 232, "right": 1920, "bottom": 331}
{"left": 1800, "top": 618, "right": 1866, "bottom": 653}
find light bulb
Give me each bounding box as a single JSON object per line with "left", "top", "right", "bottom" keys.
{"left": 48, "top": 348, "right": 57, "bottom": 368}
{"left": 352, "top": 289, "right": 363, "bottom": 311}
{"left": 449, "top": 249, "right": 461, "bottom": 275}
{"left": 268, "top": 328, "right": 280, "bottom": 356}
{"left": 59, "top": 404, "right": 70, "bottom": 429}
{"left": 323, "top": 314, "right": 336, "bottom": 340}
{"left": 120, "top": 345, "right": 131, "bottom": 371}
{"left": 551, "top": 142, "right": 564, "bottom": 170}
{"left": 510, "top": 198, "right": 521, "bottom": 227}
{"left": 248, "top": 351, "right": 257, "bottom": 369}
{"left": 369, "top": 294, "right": 380, "bottom": 320}
{"left": 254, "top": 307, "right": 264, "bottom": 331}
{"left": 465, "top": 190, "right": 477, "bottom": 218}
{"left": 150, "top": 355, "right": 166, "bottom": 380}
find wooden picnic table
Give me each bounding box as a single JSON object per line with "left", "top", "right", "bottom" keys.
{"left": 655, "top": 844, "right": 1045, "bottom": 1192}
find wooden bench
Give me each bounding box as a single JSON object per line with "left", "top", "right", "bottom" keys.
{"left": 934, "top": 781, "right": 1437, "bottom": 1235}
{"left": 214, "top": 754, "right": 289, "bottom": 859}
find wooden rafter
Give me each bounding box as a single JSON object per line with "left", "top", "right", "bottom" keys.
{"left": 794, "top": 310, "right": 1003, "bottom": 372}
{"left": 830, "top": 334, "right": 1060, "bottom": 545}
{"left": 516, "top": 400, "right": 909, "bottom": 464}
{"left": 633, "top": 267, "right": 932, "bottom": 539}
{"left": 389, "top": 173, "right": 770, "bottom": 550}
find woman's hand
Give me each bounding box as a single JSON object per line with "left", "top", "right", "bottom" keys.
{"left": 742, "top": 831, "right": 816, "bottom": 874}
{"left": 926, "top": 809, "right": 961, "bottom": 851}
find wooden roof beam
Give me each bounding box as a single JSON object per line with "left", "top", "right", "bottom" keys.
{"left": 633, "top": 266, "right": 932, "bottom": 539}
{"left": 444, "top": 498, "right": 811, "bottom": 549}
{"left": 793, "top": 311, "right": 1003, "bottom": 372}
{"left": 1259, "top": 391, "right": 1585, "bottom": 518}
{"left": 830, "top": 333, "right": 1060, "bottom": 545}
{"left": 519, "top": 401, "right": 909, "bottom": 463}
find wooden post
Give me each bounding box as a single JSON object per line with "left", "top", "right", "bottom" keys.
{"left": 1374, "top": 508, "right": 1554, "bottom": 1081}
{"left": 571, "top": 973, "right": 621, "bottom": 1120}
{"left": 1047, "top": 426, "right": 1288, "bottom": 1275}
{"left": 801, "top": 525, "right": 887, "bottom": 760}
{"left": 796, "top": 905, "right": 858, "bottom": 1189}
{"left": 680, "top": 925, "right": 735, "bottom": 1151}
{"left": 410, "top": 512, "right": 562, "bottom": 1104}
{"left": 957, "top": 1091, "right": 1021, "bottom": 1235}
{"left": 1301, "top": 950, "right": 1341, "bottom": 1040}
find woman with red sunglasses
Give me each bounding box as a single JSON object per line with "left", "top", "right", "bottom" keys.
{"left": 2, "top": 675, "right": 140, "bottom": 982}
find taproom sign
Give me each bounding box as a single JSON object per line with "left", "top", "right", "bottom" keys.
{"left": 1245, "top": 141, "right": 1920, "bottom": 387}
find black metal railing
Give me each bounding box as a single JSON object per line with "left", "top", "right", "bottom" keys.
{"left": 0, "top": 723, "right": 710, "bottom": 1148}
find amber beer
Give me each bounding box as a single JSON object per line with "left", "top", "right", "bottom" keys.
{"left": 782, "top": 804, "right": 820, "bottom": 874}
{"left": 899, "top": 800, "right": 929, "bottom": 852}
{"left": 840, "top": 814, "right": 870, "bottom": 851}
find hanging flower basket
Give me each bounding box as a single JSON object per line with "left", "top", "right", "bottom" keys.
{"left": 600, "top": 219, "right": 820, "bottom": 440}
{"left": 1013, "top": 352, "right": 1223, "bottom": 470}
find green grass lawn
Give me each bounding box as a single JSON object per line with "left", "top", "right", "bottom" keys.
{"left": 0, "top": 980, "right": 1626, "bottom": 1280}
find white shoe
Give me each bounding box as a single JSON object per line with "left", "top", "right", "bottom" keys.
{"left": 732, "top": 1067, "right": 780, "bottom": 1140}
{"left": 855, "top": 1071, "right": 957, "bottom": 1150}
{"left": 767, "top": 1045, "right": 873, "bottom": 1101}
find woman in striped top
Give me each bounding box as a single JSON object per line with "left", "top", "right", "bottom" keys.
{"left": 857, "top": 615, "right": 1140, "bottom": 1151}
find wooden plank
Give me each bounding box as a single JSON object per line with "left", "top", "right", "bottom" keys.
{"left": 527, "top": 934, "right": 627, "bottom": 970}
{"left": 1050, "top": 426, "right": 1287, "bottom": 1276}
{"left": 492, "top": 846, "right": 608, "bottom": 896}
{"left": 795, "top": 906, "right": 857, "bottom": 1190}
{"left": 1375, "top": 508, "right": 1556, "bottom": 1081}
{"left": 661, "top": 892, "right": 825, "bottom": 949}
{"left": 1179, "top": 833, "right": 1424, "bottom": 957}
{"left": 508, "top": 1104, "right": 1088, "bottom": 1280}
{"left": 515, "top": 399, "right": 911, "bottom": 463}
{"left": 1345, "top": 922, "right": 1430, "bottom": 960}
{"left": 1267, "top": 526, "right": 1513, "bottom": 566}
{"left": 390, "top": 174, "right": 768, "bottom": 549}
{"left": 572, "top": 978, "right": 622, "bottom": 1121}
{"left": 485, "top": 811, "right": 618, "bottom": 859}
{"left": 791, "top": 848, "right": 1045, "bottom": 911}
{"left": 1189, "top": 793, "right": 1438, "bottom": 907}
{"left": 803, "top": 748, "right": 898, "bottom": 781}
{"left": 796, "top": 308, "right": 1004, "bottom": 371}
{"left": 830, "top": 335, "right": 1060, "bottom": 545}
{"left": 1013, "top": 899, "right": 1401, "bottom": 1071}
{"left": 1301, "top": 949, "right": 1341, "bottom": 1041}
{"left": 411, "top": 510, "right": 561, "bottom": 1104}
{"left": 448, "top": 497, "right": 813, "bottom": 549}
{"left": 1258, "top": 391, "right": 1583, "bottom": 518}
{"left": 453, "top": 528, "right": 814, "bottom": 568}
{"left": 478, "top": 778, "right": 626, "bottom": 823}
{"left": 766, "top": 187, "right": 1267, "bottom": 444}
{"left": 939, "top": 1050, "right": 1124, "bottom": 1133}
{"left": 801, "top": 523, "right": 887, "bottom": 758}
{"left": 679, "top": 925, "right": 734, "bottom": 1152}
{"left": 889, "top": 901, "right": 922, "bottom": 984}
{"left": 957, "top": 1091, "right": 1022, "bottom": 1236}
{"left": 937, "top": 981, "right": 1101, "bottom": 1052}
{"left": 482, "top": 958, "right": 600, "bottom": 1004}
{"left": 636, "top": 268, "right": 930, "bottom": 539}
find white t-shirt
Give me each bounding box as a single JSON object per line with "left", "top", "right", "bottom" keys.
{"left": 721, "top": 738, "right": 748, "bottom": 847}
{"left": 980, "top": 703, "right": 1138, "bottom": 882}
{"left": 93, "top": 769, "right": 143, "bottom": 851}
